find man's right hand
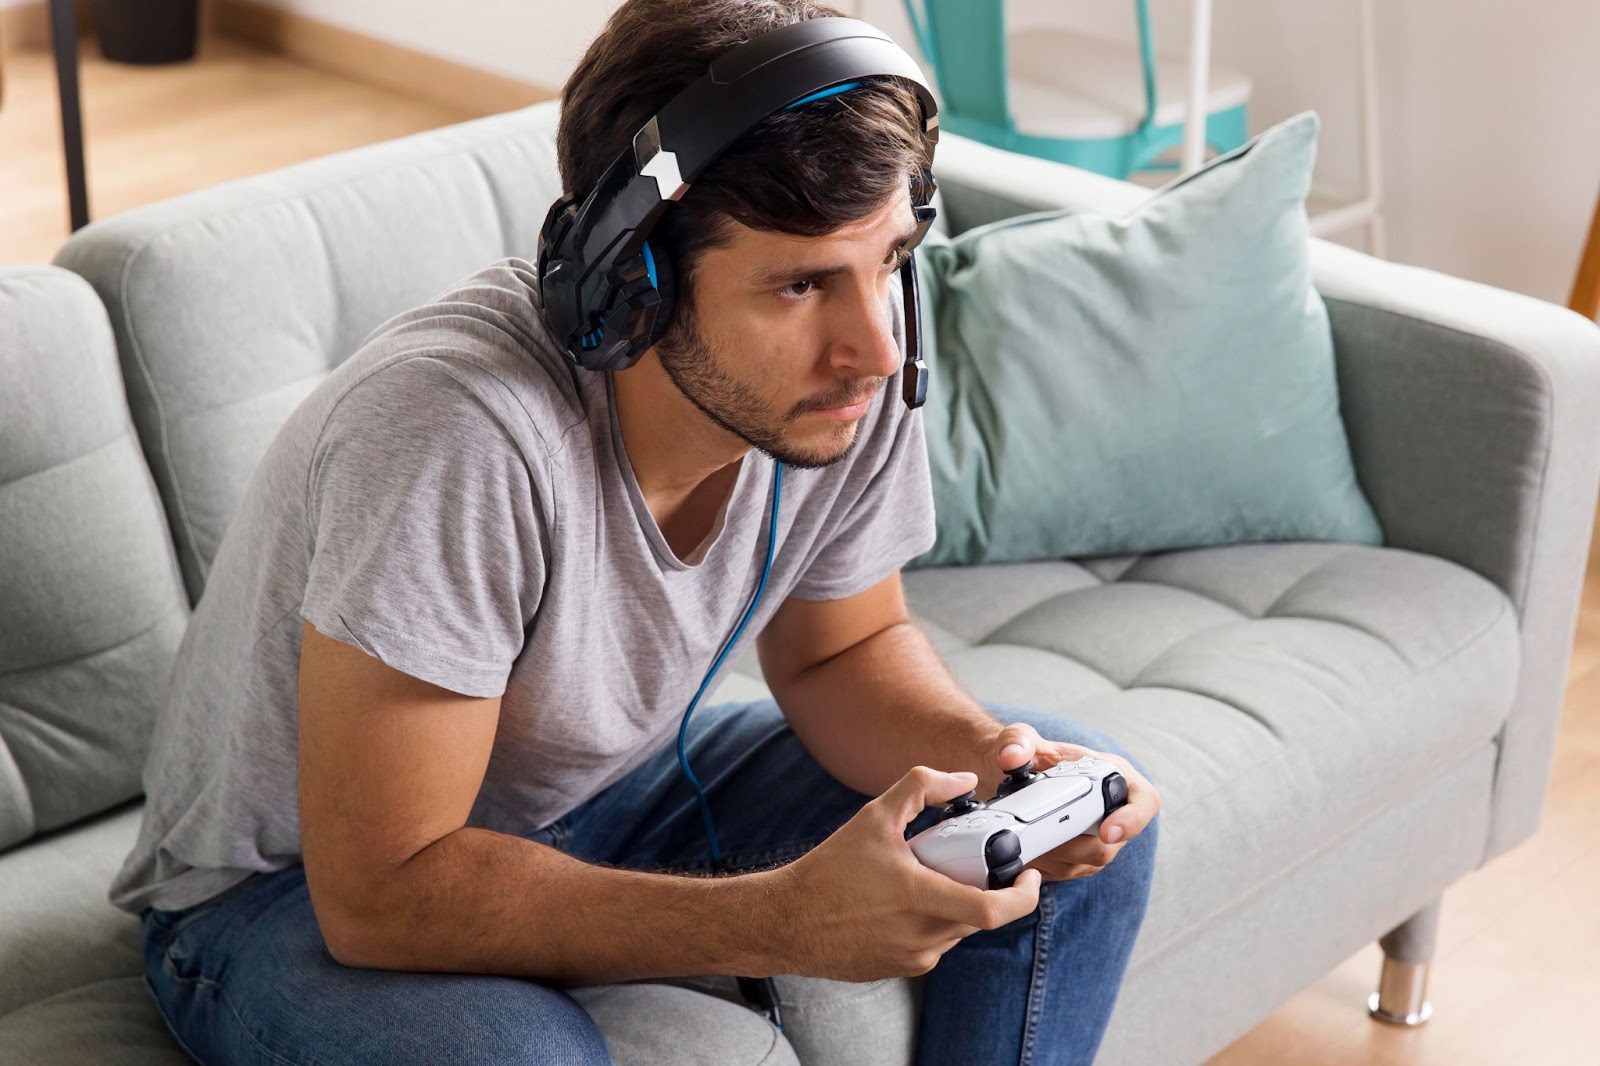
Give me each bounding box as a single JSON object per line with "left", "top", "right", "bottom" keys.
{"left": 763, "top": 766, "right": 1043, "bottom": 982}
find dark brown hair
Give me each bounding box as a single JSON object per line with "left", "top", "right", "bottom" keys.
{"left": 557, "top": 0, "right": 932, "bottom": 313}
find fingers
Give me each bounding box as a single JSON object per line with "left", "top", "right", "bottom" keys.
{"left": 995, "top": 727, "right": 1097, "bottom": 774}
{"left": 1027, "top": 858, "right": 1105, "bottom": 882}
{"left": 992, "top": 723, "right": 1041, "bottom": 772}
{"left": 1042, "top": 833, "right": 1125, "bottom": 868}
{"left": 1095, "top": 760, "right": 1162, "bottom": 845}
{"left": 918, "top": 864, "right": 1043, "bottom": 931}
{"left": 875, "top": 766, "right": 978, "bottom": 832}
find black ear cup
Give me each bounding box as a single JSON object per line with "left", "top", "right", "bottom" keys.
{"left": 538, "top": 200, "right": 675, "bottom": 373}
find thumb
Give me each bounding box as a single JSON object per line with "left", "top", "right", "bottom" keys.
{"left": 875, "top": 766, "right": 978, "bottom": 832}
{"left": 993, "top": 723, "right": 1043, "bottom": 772}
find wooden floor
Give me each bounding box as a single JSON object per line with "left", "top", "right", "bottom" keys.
{"left": 4, "top": 34, "right": 1599, "bottom": 1066}
{"left": 0, "top": 35, "right": 470, "bottom": 264}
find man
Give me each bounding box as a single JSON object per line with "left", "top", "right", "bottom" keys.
{"left": 112, "top": 1, "right": 1162, "bottom": 1063}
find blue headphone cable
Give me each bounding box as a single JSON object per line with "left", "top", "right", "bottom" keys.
{"left": 673, "top": 457, "right": 785, "bottom": 1031}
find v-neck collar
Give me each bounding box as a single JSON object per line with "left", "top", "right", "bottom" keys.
{"left": 603, "top": 372, "right": 757, "bottom": 571}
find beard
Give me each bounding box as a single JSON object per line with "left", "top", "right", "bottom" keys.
{"left": 651, "top": 298, "right": 876, "bottom": 470}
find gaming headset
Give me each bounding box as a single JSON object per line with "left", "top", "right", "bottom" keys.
{"left": 535, "top": 14, "right": 942, "bottom": 410}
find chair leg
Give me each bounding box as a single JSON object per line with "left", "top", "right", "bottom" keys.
{"left": 48, "top": 0, "right": 90, "bottom": 231}
{"left": 1368, "top": 897, "right": 1439, "bottom": 1026}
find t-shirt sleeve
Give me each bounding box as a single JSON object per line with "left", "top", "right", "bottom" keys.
{"left": 299, "top": 357, "right": 547, "bottom": 697}
{"left": 788, "top": 281, "right": 938, "bottom": 601}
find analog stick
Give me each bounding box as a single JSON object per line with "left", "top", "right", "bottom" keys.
{"left": 944, "top": 790, "right": 981, "bottom": 816}
{"left": 996, "top": 760, "right": 1039, "bottom": 797}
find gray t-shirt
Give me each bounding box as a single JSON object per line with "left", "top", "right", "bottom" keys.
{"left": 109, "top": 257, "right": 936, "bottom": 915}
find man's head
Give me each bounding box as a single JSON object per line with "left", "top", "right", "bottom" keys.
{"left": 556, "top": 0, "right": 933, "bottom": 469}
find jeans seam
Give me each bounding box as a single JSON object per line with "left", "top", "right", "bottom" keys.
{"left": 143, "top": 968, "right": 209, "bottom": 1066}
{"left": 215, "top": 982, "right": 309, "bottom": 1066}
{"left": 154, "top": 960, "right": 308, "bottom": 1066}
{"left": 167, "top": 972, "right": 310, "bottom": 1066}
{"left": 1019, "top": 882, "right": 1055, "bottom": 1066}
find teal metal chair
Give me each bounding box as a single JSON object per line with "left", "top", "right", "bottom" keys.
{"left": 903, "top": 0, "right": 1251, "bottom": 179}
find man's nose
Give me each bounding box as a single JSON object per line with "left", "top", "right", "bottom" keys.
{"left": 828, "top": 284, "right": 902, "bottom": 379}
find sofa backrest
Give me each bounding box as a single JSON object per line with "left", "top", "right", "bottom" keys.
{"left": 52, "top": 100, "right": 960, "bottom": 606}
{"left": 53, "top": 102, "right": 570, "bottom": 605}
{"left": 0, "top": 266, "right": 191, "bottom": 853}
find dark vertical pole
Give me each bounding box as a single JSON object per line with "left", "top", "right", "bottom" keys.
{"left": 48, "top": 0, "right": 90, "bottom": 231}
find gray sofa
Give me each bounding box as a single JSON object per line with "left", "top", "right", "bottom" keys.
{"left": 3, "top": 100, "right": 1598, "bottom": 1066}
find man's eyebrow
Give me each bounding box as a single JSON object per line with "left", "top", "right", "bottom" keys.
{"left": 746, "top": 223, "right": 921, "bottom": 287}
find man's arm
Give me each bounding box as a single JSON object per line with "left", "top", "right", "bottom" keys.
{"left": 297, "top": 619, "right": 1036, "bottom": 983}
{"left": 756, "top": 572, "right": 1162, "bottom": 861}
{"left": 756, "top": 572, "right": 1016, "bottom": 799}
{"left": 296, "top": 619, "right": 780, "bottom": 982}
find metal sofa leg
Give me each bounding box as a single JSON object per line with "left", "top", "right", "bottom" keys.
{"left": 1368, "top": 897, "right": 1439, "bottom": 1026}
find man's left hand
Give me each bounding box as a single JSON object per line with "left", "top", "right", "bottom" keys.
{"left": 981, "top": 723, "right": 1161, "bottom": 883}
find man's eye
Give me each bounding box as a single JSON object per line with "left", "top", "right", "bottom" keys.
{"left": 779, "top": 279, "right": 818, "bottom": 299}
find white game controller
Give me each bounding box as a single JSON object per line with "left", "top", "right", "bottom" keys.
{"left": 908, "top": 757, "right": 1130, "bottom": 889}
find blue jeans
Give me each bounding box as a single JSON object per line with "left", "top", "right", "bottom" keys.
{"left": 142, "top": 699, "right": 1159, "bottom": 1065}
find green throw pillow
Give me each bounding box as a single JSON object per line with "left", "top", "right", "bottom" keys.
{"left": 911, "top": 109, "right": 1383, "bottom": 567}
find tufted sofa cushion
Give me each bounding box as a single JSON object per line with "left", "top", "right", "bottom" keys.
{"left": 722, "top": 539, "right": 1520, "bottom": 971}
{"left": 0, "top": 268, "right": 190, "bottom": 854}
{"left": 51, "top": 109, "right": 568, "bottom": 605}
{"left": 49, "top": 101, "right": 945, "bottom": 611}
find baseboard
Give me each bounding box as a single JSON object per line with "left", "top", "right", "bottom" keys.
{"left": 212, "top": 0, "right": 555, "bottom": 117}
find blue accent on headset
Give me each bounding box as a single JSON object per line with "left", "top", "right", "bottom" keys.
{"left": 642, "top": 240, "right": 658, "bottom": 289}
{"left": 785, "top": 79, "right": 863, "bottom": 109}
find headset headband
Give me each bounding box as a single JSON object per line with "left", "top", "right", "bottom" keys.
{"left": 537, "top": 16, "right": 940, "bottom": 409}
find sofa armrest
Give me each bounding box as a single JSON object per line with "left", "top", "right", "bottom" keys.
{"left": 931, "top": 132, "right": 1148, "bottom": 234}
{"left": 933, "top": 131, "right": 1600, "bottom": 860}
{"left": 1310, "top": 241, "right": 1600, "bottom": 861}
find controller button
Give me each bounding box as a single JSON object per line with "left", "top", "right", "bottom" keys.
{"left": 985, "top": 829, "right": 1022, "bottom": 867}
{"left": 944, "top": 790, "right": 981, "bottom": 816}
{"left": 987, "top": 858, "right": 1027, "bottom": 889}
{"left": 1102, "top": 773, "right": 1129, "bottom": 812}
{"left": 938, "top": 825, "right": 958, "bottom": 838}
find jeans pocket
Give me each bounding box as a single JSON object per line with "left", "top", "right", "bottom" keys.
{"left": 150, "top": 872, "right": 278, "bottom": 981}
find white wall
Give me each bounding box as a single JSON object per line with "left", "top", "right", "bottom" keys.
{"left": 250, "top": 1, "right": 613, "bottom": 89}
{"left": 250, "top": 0, "right": 1600, "bottom": 309}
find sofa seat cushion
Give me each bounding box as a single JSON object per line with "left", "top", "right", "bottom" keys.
{"left": 895, "top": 541, "right": 1520, "bottom": 966}
{"left": 721, "top": 540, "right": 1517, "bottom": 967}
{"left": 0, "top": 978, "right": 192, "bottom": 1066}
{"left": 0, "top": 802, "right": 147, "bottom": 1017}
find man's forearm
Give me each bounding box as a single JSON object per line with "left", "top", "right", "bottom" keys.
{"left": 328, "top": 825, "right": 785, "bottom": 983}
{"left": 773, "top": 621, "right": 1008, "bottom": 799}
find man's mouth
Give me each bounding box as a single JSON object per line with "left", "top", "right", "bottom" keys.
{"left": 806, "top": 387, "right": 880, "bottom": 414}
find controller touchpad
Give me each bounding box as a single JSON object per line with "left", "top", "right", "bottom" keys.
{"left": 991, "top": 776, "right": 1093, "bottom": 823}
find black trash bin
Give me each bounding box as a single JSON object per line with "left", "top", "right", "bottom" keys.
{"left": 92, "top": 0, "right": 200, "bottom": 65}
